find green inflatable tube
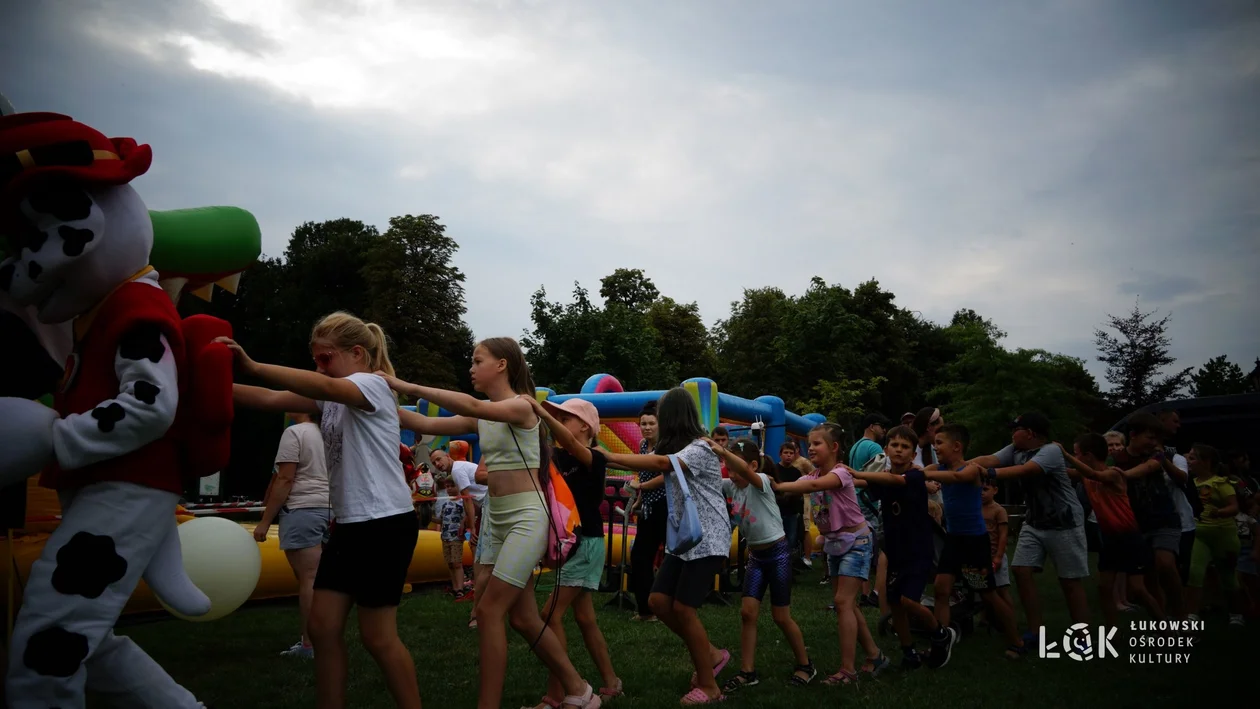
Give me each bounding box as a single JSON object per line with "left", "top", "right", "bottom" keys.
{"left": 148, "top": 206, "right": 262, "bottom": 278}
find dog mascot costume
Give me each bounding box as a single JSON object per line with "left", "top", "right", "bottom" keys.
{"left": 0, "top": 107, "right": 234, "bottom": 708}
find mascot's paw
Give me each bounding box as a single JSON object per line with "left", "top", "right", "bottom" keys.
{"left": 0, "top": 397, "right": 57, "bottom": 485}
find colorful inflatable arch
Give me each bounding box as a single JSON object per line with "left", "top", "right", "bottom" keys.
{"left": 412, "top": 374, "right": 827, "bottom": 466}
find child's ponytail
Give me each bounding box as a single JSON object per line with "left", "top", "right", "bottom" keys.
{"left": 365, "top": 322, "right": 395, "bottom": 378}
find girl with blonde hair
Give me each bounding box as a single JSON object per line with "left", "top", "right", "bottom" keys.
{"left": 387, "top": 337, "right": 602, "bottom": 709}
{"left": 221, "top": 311, "right": 421, "bottom": 709}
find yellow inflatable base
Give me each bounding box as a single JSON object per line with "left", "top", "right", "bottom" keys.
{"left": 2, "top": 519, "right": 819, "bottom": 617}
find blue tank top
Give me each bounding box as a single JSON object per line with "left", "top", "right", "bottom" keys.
{"left": 941, "top": 473, "right": 986, "bottom": 535}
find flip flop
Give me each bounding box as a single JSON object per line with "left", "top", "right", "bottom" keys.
{"left": 690, "top": 649, "right": 730, "bottom": 688}
{"left": 822, "top": 669, "right": 858, "bottom": 686}
{"left": 680, "top": 688, "right": 726, "bottom": 705}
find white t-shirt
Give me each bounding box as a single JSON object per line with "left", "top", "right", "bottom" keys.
{"left": 451, "top": 460, "right": 487, "bottom": 504}
{"left": 316, "top": 372, "right": 414, "bottom": 524}
{"left": 273, "top": 422, "right": 329, "bottom": 509}
{"left": 912, "top": 446, "right": 945, "bottom": 506}
{"left": 1167, "top": 453, "right": 1196, "bottom": 532}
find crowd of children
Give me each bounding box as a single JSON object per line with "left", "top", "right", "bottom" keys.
{"left": 232, "top": 310, "right": 1258, "bottom": 708}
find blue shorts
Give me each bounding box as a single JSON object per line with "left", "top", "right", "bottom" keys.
{"left": 826, "top": 531, "right": 873, "bottom": 580}
{"left": 745, "top": 537, "right": 792, "bottom": 607}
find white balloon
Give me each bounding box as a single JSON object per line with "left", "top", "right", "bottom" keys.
{"left": 161, "top": 517, "right": 261, "bottom": 622}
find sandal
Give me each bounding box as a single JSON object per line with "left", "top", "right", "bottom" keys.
{"left": 599, "top": 679, "right": 623, "bottom": 700}
{"left": 1004, "top": 644, "right": 1028, "bottom": 660}
{"left": 788, "top": 662, "right": 817, "bottom": 686}
{"left": 680, "top": 687, "right": 725, "bottom": 705}
{"left": 860, "top": 652, "right": 891, "bottom": 677}
{"left": 720, "top": 671, "right": 759, "bottom": 693}
{"left": 562, "top": 684, "right": 602, "bottom": 708}
{"left": 521, "top": 699, "right": 561, "bottom": 709}
{"left": 689, "top": 649, "right": 730, "bottom": 688}
{"left": 822, "top": 669, "right": 858, "bottom": 686}
{"left": 468, "top": 617, "right": 478, "bottom": 630}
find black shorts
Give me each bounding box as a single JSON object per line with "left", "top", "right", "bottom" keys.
{"left": 1085, "top": 521, "right": 1101, "bottom": 554}
{"left": 652, "top": 554, "right": 725, "bottom": 608}
{"left": 886, "top": 564, "right": 931, "bottom": 603}
{"left": 937, "top": 533, "right": 996, "bottom": 591}
{"left": 1098, "top": 531, "right": 1149, "bottom": 574}
{"left": 314, "top": 511, "right": 419, "bottom": 608}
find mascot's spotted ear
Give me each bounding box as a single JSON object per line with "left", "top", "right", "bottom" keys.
{"left": 0, "top": 111, "right": 222, "bottom": 709}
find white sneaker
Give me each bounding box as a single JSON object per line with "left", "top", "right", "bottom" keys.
{"left": 281, "top": 640, "right": 314, "bottom": 659}
{"left": 1229, "top": 614, "right": 1245, "bottom": 627}
{"left": 800, "top": 557, "right": 813, "bottom": 568}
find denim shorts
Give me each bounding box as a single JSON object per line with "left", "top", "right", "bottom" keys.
{"left": 826, "top": 531, "right": 873, "bottom": 580}
{"left": 278, "top": 507, "right": 331, "bottom": 551}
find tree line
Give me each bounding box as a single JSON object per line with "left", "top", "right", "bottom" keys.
{"left": 186, "top": 217, "right": 1258, "bottom": 498}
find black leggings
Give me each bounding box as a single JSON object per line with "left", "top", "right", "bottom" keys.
{"left": 631, "top": 502, "right": 667, "bottom": 616}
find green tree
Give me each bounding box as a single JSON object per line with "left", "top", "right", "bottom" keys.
{"left": 1093, "top": 301, "right": 1192, "bottom": 411}
{"left": 647, "top": 297, "right": 717, "bottom": 381}
{"left": 712, "top": 287, "right": 797, "bottom": 401}
{"left": 1188, "top": 355, "right": 1250, "bottom": 397}
{"left": 599, "top": 268, "right": 660, "bottom": 311}
{"left": 363, "top": 215, "right": 475, "bottom": 392}
{"left": 932, "top": 319, "right": 1102, "bottom": 455}
{"left": 797, "top": 375, "right": 887, "bottom": 440}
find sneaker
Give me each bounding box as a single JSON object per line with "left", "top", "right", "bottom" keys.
{"left": 454, "top": 590, "right": 474, "bottom": 603}
{"left": 819, "top": 575, "right": 831, "bottom": 586}
{"left": 1229, "top": 614, "right": 1244, "bottom": 627}
{"left": 925, "top": 627, "right": 957, "bottom": 669}
{"left": 859, "top": 592, "right": 879, "bottom": 609}
{"left": 800, "top": 557, "right": 813, "bottom": 569}
{"left": 900, "top": 649, "right": 922, "bottom": 670}
{"left": 281, "top": 642, "right": 314, "bottom": 659}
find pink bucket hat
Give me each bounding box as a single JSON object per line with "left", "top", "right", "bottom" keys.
{"left": 541, "top": 398, "right": 601, "bottom": 437}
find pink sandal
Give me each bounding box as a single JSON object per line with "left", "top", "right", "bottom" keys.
{"left": 562, "top": 684, "right": 602, "bottom": 708}
{"left": 689, "top": 649, "right": 730, "bottom": 688}
{"left": 520, "top": 699, "right": 561, "bottom": 709}
{"left": 680, "top": 687, "right": 725, "bottom": 705}
{"left": 599, "top": 679, "right": 624, "bottom": 701}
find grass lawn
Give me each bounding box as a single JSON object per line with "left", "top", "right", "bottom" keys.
{"left": 109, "top": 560, "right": 1247, "bottom": 708}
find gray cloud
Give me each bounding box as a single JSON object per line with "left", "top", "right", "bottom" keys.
{"left": 4, "top": 0, "right": 1258, "bottom": 393}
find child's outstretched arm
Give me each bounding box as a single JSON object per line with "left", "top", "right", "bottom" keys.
{"left": 1056, "top": 443, "right": 1120, "bottom": 484}
{"left": 524, "top": 396, "right": 593, "bottom": 468}
{"left": 850, "top": 468, "right": 907, "bottom": 487}
{"left": 925, "top": 465, "right": 981, "bottom": 484}
{"left": 219, "top": 339, "right": 369, "bottom": 409}
{"left": 377, "top": 372, "right": 535, "bottom": 428}
{"left": 398, "top": 408, "right": 478, "bottom": 436}
{"left": 702, "top": 438, "right": 760, "bottom": 489}
{"left": 604, "top": 449, "right": 674, "bottom": 474}
{"left": 232, "top": 384, "right": 320, "bottom": 415}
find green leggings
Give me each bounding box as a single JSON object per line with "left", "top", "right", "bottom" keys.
{"left": 1188, "top": 524, "right": 1239, "bottom": 589}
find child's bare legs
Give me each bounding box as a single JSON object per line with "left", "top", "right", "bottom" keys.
{"left": 737, "top": 597, "right": 760, "bottom": 673}
{"left": 1151, "top": 549, "right": 1184, "bottom": 619}
{"left": 1126, "top": 573, "right": 1164, "bottom": 620}
{"left": 359, "top": 606, "right": 422, "bottom": 709}
{"left": 832, "top": 575, "right": 866, "bottom": 674}
{"left": 1114, "top": 572, "right": 1130, "bottom": 610}
{"left": 284, "top": 546, "right": 322, "bottom": 646}
{"left": 980, "top": 589, "right": 1022, "bottom": 650}
{"left": 308, "top": 590, "right": 352, "bottom": 709}
{"left": 543, "top": 587, "right": 618, "bottom": 700}
{"left": 770, "top": 604, "right": 811, "bottom": 670}
{"left": 469, "top": 562, "right": 489, "bottom": 626}
{"left": 449, "top": 562, "right": 465, "bottom": 591}
{"left": 1012, "top": 565, "right": 1042, "bottom": 632}
{"left": 572, "top": 591, "right": 619, "bottom": 690}
{"left": 650, "top": 593, "right": 722, "bottom": 699}
{"left": 933, "top": 573, "right": 956, "bottom": 629}
{"left": 1098, "top": 570, "right": 1119, "bottom": 628}
{"left": 477, "top": 574, "right": 588, "bottom": 709}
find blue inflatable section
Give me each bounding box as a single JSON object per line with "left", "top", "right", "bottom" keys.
{"left": 407, "top": 375, "right": 825, "bottom": 464}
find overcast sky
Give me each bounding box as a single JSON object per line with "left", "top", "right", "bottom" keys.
{"left": 5, "top": 0, "right": 1258, "bottom": 389}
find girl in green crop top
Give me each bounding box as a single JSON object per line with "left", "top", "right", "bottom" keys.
{"left": 386, "top": 337, "right": 602, "bottom": 709}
